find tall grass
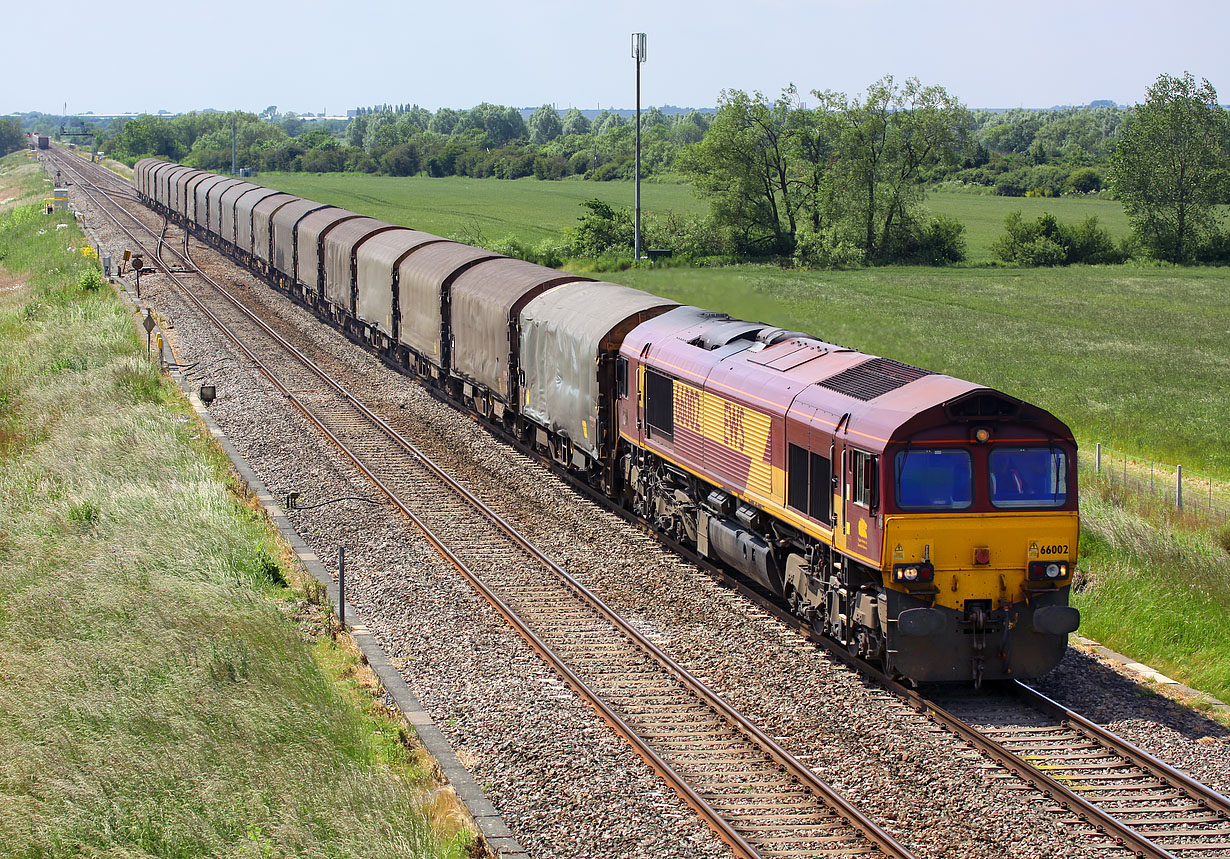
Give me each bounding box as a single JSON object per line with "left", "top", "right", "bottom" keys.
{"left": 0, "top": 162, "right": 469, "bottom": 858}
{"left": 1074, "top": 471, "right": 1230, "bottom": 704}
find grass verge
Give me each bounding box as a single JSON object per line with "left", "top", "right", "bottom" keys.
{"left": 0, "top": 156, "right": 471, "bottom": 858}
{"left": 1073, "top": 470, "right": 1230, "bottom": 706}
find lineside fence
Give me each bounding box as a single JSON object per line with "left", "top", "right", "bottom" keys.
{"left": 1079, "top": 443, "right": 1229, "bottom": 527}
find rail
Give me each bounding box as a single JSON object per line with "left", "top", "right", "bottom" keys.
{"left": 47, "top": 146, "right": 915, "bottom": 859}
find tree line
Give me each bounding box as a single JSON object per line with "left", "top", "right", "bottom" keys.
{"left": 30, "top": 70, "right": 1228, "bottom": 267}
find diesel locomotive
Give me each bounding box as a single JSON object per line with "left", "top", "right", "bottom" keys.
{"left": 134, "top": 158, "right": 1080, "bottom": 684}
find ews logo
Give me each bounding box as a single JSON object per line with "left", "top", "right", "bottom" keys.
{"left": 722, "top": 402, "right": 746, "bottom": 451}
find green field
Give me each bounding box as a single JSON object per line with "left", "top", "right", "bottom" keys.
{"left": 256, "top": 172, "right": 705, "bottom": 245}
{"left": 253, "top": 172, "right": 1134, "bottom": 261}
{"left": 927, "top": 190, "right": 1132, "bottom": 262}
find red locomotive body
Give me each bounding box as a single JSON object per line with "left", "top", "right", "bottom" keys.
{"left": 619, "top": 307, "right": 1079, "bottom": 683}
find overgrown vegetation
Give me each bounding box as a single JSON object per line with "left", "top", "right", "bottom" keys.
{"left": 0, "top": 162, "right": 470, "bottom": 857}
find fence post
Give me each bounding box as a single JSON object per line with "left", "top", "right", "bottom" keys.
{"left": 338, "top": 545, "right": 345, "bottom": 628}
{"left": 1176, "top": 465, "right": 1183, "bottom": 511}
{"left": 1095, "top": 442, "right": 1101, "bottom": 473}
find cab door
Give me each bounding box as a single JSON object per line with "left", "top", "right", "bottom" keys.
{"left": 844, "top": 446, "right": 878, "bottom": 560}
{"left": 832, "top": 414, "right": 851, "bottom": 552}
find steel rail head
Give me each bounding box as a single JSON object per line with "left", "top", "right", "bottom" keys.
{"left": 62, "top": 156, "right": 906, "bottom": 859}
{"left": 1013, "top": 681, "right": 1230, "bottom": 818}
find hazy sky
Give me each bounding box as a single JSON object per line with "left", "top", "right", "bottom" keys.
{"left": 5, "top": 0, "right": 1227, "bottom": 115}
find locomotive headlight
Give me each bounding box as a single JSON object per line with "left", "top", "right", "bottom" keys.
{"left": 893, "top": 562, "right": 934, "bottom": 584}
{"left": 1029, "top": 561, "right": 1070, "bottom": 581}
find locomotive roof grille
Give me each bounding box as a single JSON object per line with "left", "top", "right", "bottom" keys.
{"left": 815, "top": 357, "right": 932, "bottom": 400}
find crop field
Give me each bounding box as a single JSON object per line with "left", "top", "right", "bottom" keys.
{"left": 252, "top": 172, "right": 1134, "bottom": 261}
{"left": 927, "top": 191, "right": 1132, "bottom": 262}
{"left": 255, "top": 172, "right": 705, "bottom": 245}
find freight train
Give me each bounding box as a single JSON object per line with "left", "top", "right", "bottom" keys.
{"left": 134, "top": 158, "right": 1081, "bottom": 684}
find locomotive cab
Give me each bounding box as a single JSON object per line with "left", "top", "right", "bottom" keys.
{"left": 877, "top": 390, "right": 1080, "bottom": 683}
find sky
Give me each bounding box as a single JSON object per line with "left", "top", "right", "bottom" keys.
{"left": 4, "top": 0, "right": 1227, "bottom": 116}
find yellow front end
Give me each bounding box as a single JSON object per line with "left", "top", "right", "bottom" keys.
{"left": 882, "top": 512, "right": 1078, "bottom": 610}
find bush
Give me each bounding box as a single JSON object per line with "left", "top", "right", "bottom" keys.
{"left": 1195, "top": 230, "right": 1230, "bottom": 264}
{"left": 532, "top": 155, "right": 569, "bottom": 180}
{"left": 380, "top": 143, "right": 419, "bottom": 176}
{"left": 79, "top": 269, "right": 106, "bottom": 291}
{"left": 488, "top": 235, "right": 529, "bottom": 261}
{"left": 1066, "top": 215, "right": 1125, "bottom": 264}
{"left": 994, "top": 170, "right": 1029, "bottom": 197}
{"left": 530, "top": 239, "right": 565, "bottom": 268}
{"left": 563, "top": 199, "right": 633, "bottom": 257}
{"left": 994, "top": 165, "right": 1070, "bottom": 198}
{"left": 300, "top": 148, "right": 344, "bottom": 173}
{"left": 916, "top": 215, "right": 967, "bottom": 265}
{"left": 993, "top": 211, "right": 1127, "bottom": 266}
{"left": 642, "top": 212, "right": 732, "bottom": 260}
{"left": 568, "top": 150, "right": 594, "bottom": 175}
{"left": 1065, "top": 167, "right": 1103, "bottom": 194}
{"left": 485, "top": 236, "right": 565, "bottom": 268}
{"left": 588, "top": 161, "right": 628, "bottom": 181}
{"left": 792, "top": 227, "right": 865, "bottom": 269}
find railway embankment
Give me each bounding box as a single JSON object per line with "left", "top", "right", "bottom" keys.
{"left": 0, "top": 153, "right": 472, "bottom": 858}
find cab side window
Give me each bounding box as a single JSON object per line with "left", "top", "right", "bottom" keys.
{"left": 851, "top": 449, "right": 877, "bottom": 508}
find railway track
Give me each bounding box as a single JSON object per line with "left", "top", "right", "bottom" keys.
{"left": 931, "top": 682, "right": 1230, "bottom": 859}
{"left": 47, "top": 147, "right": 916, "bottom": 859}
{"left": 52, "top": 147, "right": 1230, "bottom": 859}
{"left": 748, "top": 583, "right": 1230, "bottom": 859}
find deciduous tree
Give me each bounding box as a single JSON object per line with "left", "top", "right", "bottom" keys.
{"left": 528, "top": 105, "right": 562, "bottom": 145}
{"left": 1109, "top": 72, "right": 1229, "bottom": 262}
{"left": 0, "top": 117, "right": 24, "bottom": 157}
{"left": 680, "top": 88, "right": 805, "bottom": 254}
{"left": 824, "top": 76, "right": 972, "bottom": 261}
